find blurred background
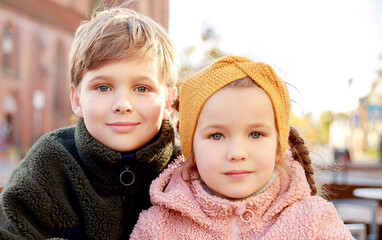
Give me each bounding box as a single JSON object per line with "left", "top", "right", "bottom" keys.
{"left": 1, "top": 0, "right": 381, "bottom": 166}
{"left": 0, "top": 0, "right": 381, "bottom": 237}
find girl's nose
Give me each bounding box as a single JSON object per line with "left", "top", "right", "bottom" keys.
{"left": 227, "top": 139, "right": 248, "bottom": 161}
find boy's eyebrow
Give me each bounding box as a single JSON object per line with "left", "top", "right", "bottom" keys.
{"left": 87, "top": 75, "right": 110, "bottom": 82}
{"left": 86, "top": 74, "right": 156, "bottom": 83}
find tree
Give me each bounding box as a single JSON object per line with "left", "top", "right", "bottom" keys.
{"left": 319, "top": 111, "right": 334, "bottom": 143}
{"left": 290, "top": 112, "right": 322, "bottom": 145}
{"left": 200, "top": 26, "right": 225, "bottom": 60}
{"left": 180, "top": 24, "right": 226, "bottom": 72}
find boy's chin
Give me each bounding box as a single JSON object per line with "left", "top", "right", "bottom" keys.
{"left": 103, "top": 136, "right": 157, "bottom": 152}
{"left": 107, "top": 143, "right": 145, "bottom": 153}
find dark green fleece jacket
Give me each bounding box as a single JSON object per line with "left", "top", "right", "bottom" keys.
{"left": 0, "top": 118, "right": 179, "bottom": 240}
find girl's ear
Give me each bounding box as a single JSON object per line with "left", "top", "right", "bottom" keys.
{"left": 70, "top": 84, "right": 84, "bottom": 118}
{"left": 162, "top": 86, "right": 177, "bottom": 120}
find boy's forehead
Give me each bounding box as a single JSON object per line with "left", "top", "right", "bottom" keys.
{"left": 94, "top": 55, "right": 155, "bottom": 69}
{"left": 81, "top": 57, "right": 167, "bottom": 85}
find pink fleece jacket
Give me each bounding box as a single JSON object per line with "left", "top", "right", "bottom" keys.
{"left": 130, "top": 154, "right": 354, "bottom": 240}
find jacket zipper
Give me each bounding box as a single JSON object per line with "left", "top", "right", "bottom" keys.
{"left": 118, "top": 194, "right": 127, "bottom": 239}
{"left": 118, "top": 152, "right": 136, "bottom": 239}
{"left": 232, "top": 217, "right": 239, "bottom": 239}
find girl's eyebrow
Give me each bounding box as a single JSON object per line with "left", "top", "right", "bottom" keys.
{"left": 199, "top": 123, "right": 225, "bottom": 131}
{"left": 200, "top": 122, "right": 274, "bottom": 132}
{"left": 247, "top": 123, "right": 274, "bottom": 130}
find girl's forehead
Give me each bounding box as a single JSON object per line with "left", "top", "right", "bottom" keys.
{"left": 209, "top": 85, "right": 270, "bottom": 104}
{"left": 199, "top": 86, "right": 275, "bottom": 121}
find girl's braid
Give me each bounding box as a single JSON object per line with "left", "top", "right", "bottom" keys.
{"left": 288, "top": 126, "right": 317, "bottom": 196}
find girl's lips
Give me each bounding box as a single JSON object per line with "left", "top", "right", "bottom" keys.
{"left": 224, "top": 170, "right": 252, "bottom": 179}
{"left": 225, "top": 170, "right": 251, "bottom": 174}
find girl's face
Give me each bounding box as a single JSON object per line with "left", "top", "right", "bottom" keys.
{"left": 193, "top": 86, "right": 278, "bottom": 199}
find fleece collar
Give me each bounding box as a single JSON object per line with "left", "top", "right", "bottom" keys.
{"left": 74, "top": 118, "right": 175, "bottom": 195}
{"left": 150, "top": 153, "right": 311, "bottom": 228}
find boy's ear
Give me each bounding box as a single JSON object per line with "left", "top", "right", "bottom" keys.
{"left": 70, "top": 84, "right": 84, "bottom": 118}
{"left": 162, "top": 86, "right": 177, "bottom": 120}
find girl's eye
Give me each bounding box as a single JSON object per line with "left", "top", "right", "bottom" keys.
{"left": 250, "top": 132, "right": 262, "bottom": 139}
{"left": 209, "top": 133, "right": 223, "bottom": 140}
{"left": 136, "top": 86, "right": 148, "bottom": 92}
{"left": 97, "top": 85, "right": 110, "bottom": 92}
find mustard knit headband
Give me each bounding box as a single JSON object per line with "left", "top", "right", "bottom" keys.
{"left": 179, "top": 56, "right": 290, "bottom": 159}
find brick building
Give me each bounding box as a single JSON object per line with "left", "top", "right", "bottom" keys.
{"left": 0, "top": 0, "right": 170, "bottom": 157}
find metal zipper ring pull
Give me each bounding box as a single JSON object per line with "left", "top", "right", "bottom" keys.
{"left": 240, "top": 209, "right": 255, "bottom": 223}
{"left": 120, "top": 167, "right": 135, "bottom": 186}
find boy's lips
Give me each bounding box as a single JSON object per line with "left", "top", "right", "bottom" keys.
{"left": 106, "top": 121, "right": 140, "bottom": 133}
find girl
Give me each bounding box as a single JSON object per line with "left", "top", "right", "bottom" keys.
{"left": 130, "top": 56, "right": 354, "bottom": 239}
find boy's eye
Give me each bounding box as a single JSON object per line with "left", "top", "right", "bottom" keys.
{"left": 209, "top": 133, "right": 223, "bottom": 140}
{"left": 250, "top": 132, "right": 262, "bottom": 139}
{"left": 97, "top": 85, "right": 110, "bottom": 92}
{"left": 136, "top": 86, "right": 148, "bottom": 92}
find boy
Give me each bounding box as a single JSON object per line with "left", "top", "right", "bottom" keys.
{"left": 0, "top": 6, "right": 180, "bottom": 239}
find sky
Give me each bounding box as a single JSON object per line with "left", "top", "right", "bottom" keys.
{"left": 168, "top": 0, "right": 382, "bottom": 120}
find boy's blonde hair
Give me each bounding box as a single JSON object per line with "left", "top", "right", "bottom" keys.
{"left": 69, "top": 7, "right": 179, "bottom": 88}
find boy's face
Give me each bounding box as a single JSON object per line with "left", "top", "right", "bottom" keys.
{"left": 192, "top": 86, "right": 277, "bottom": 199}
{"left": 70, "top": 58, "right": 173, "bottom": 152}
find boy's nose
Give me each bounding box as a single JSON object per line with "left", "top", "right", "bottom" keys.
{"left": 113, "top": 96, "right": 133, "bottom": 113}
{"left": 227, "top": 139, "right": 248, "bottom": 161}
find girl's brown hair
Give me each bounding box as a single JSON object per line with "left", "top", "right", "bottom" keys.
{"left": 288, "top": 126, "right": 317, "bottom": 196}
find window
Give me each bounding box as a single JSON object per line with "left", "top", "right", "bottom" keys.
{"left": 2, "top": 27, "right": 16, "bottom": 76}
